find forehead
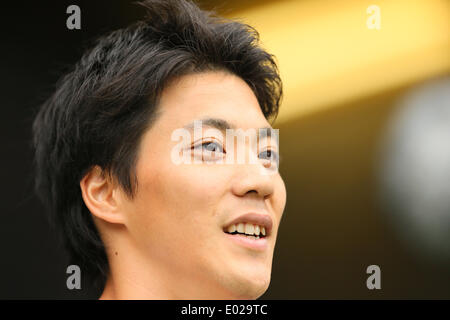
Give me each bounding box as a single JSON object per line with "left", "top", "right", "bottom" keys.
{"left": 154, "top": 71, "right": 271, "bottom": 130}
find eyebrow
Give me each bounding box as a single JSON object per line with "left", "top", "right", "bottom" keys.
{"left": 183, "top": 117, "right": 274, "bottom": 138}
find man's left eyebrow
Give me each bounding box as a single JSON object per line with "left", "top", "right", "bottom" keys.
{"left": 258, "top": 127, "right": 275, "bottom": 140}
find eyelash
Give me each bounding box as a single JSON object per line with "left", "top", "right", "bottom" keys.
{"left": 258, "top": 149, "right": 279, "bottom": 162}
{"left": 192, "top": 140, "right": 224, "bottom": 153}
{"left": 192, "top": 140, "right": 279, "bottom": 162}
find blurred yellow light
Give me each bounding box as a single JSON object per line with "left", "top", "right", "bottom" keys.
{"left": 226, "top": 0, "right": 450, "bottom": 124}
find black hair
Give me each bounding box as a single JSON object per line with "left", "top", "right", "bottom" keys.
{"left": 32, "top": 0, "right": 282, "bottom": 288}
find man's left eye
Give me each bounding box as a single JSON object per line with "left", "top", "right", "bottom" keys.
{"left": 259, "top": 149, "right": 278, "bottom": 162}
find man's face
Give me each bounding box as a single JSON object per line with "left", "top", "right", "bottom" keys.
{"left": 123, "top": 71, "right": 286, "bottom": 299}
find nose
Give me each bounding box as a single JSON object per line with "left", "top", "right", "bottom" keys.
{"left": 231, "top": 162, "right": 275, "bottom": 199}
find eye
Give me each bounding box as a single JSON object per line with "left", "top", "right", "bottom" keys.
{"left": 259, "top": 149, "right": 279, "bottom": 162}
{"left": 193, "top": 140, "right": 225, "bottom": 153}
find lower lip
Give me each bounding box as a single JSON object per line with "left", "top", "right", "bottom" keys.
{"left": 224, "top": 232, "right": 269, "bottom": 251}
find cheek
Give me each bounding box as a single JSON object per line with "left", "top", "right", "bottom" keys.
{"left": 272, "top": 175, "right": 287, "bottom": 225}
{"left": 167, "top": 164, "right": 230, "bottom": 203}
{"left": 130, "top": 162, "right": 231, "bottom": 237}
{"left": 125, "top": 162, "right": 234, "bottom": 270}
{"left": 171, "top": 167, "right": 231, "bottom": 243}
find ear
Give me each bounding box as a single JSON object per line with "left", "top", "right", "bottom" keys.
{"left": 80, "top": 165, "right": 126, "bottom": 225}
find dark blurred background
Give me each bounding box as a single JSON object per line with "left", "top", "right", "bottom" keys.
{"left": 1, "top": 0, "right": 449, "bottom": 299}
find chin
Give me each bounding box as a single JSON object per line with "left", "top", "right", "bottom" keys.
{"left": 223, "top": 269, "right": 271, "bottom": 300}
{"left": 238, "top": 278, "right": 270, "bottom": 300}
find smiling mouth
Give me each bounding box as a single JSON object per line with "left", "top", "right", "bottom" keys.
{"left": 223, "top": 222, "right": 268, "bottom": 240}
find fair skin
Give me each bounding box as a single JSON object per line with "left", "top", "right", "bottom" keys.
{"left": 80, "top": 71, "right": 286, "bottom": 299}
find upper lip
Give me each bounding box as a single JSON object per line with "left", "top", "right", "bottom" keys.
{"left": 223, "top": 213, "right": 273, "bottom": 237}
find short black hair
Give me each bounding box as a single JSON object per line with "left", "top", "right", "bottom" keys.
{"left": 32, "top": 0, "right": 282, "bottom": 288}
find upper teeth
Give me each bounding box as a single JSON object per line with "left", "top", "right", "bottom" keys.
{"left": 227, "top": 223, "right": 266, "bottom": 236}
